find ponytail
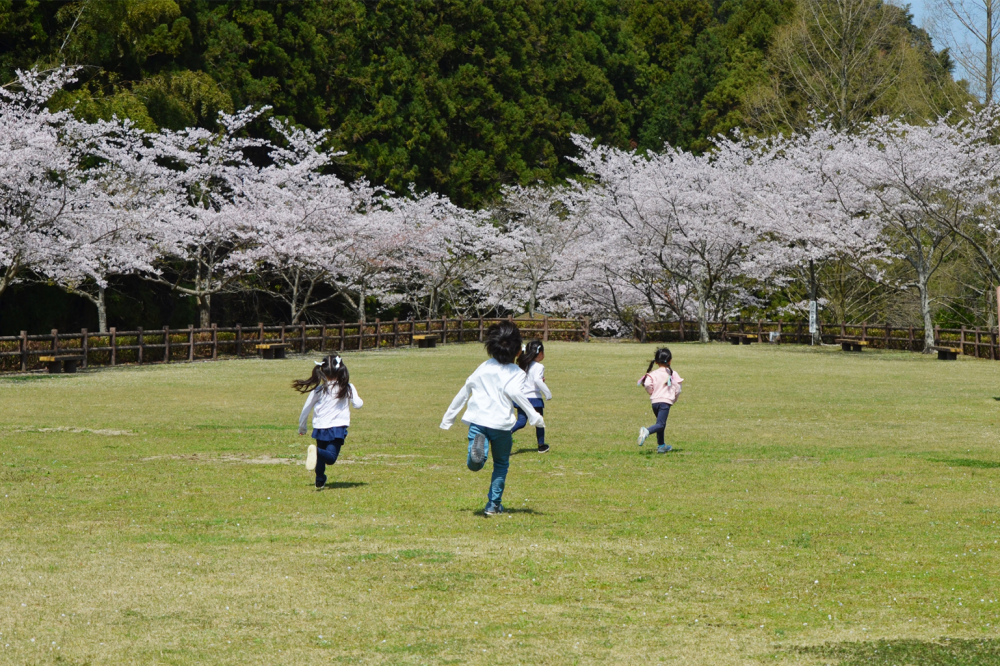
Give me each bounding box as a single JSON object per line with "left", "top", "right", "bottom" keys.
{"left": 292, "top": 355, "right": 352, "bottom": 399}
{"left": 646, "top": 347, "right": 672, "bottom": 374}
{"left": 518, "top": 339, "right": 544, "bottom": 371}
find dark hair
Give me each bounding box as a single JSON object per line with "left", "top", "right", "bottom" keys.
{"left": 518, "top": 339, "right": 544, "bottom": 371}
{"left": 646, "top": 347, "right": 672, "bottom": 374}
{"left": 291, "top": 355, "right": 352, "bottom": 399}
{"left": 484, "top": 321, "right": 522, "bottom": 364}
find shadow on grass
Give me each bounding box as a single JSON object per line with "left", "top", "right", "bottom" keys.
{"left": 319, "top": 481, "right": 367, "bottom": 490}
{"left": 796, "top": 638, "right": 1000, "bottom": 665}
{"left": 511, "top": 447, "right": 541, "bottom": 456}
{"left": 930, "top": 458, "right": 1000, "bottom": 469}
{"left": 460, "top": 507, "right": 545, "bottom": 518}
{"left": 994, "top": 397, "right": 1000, "bottom": 401}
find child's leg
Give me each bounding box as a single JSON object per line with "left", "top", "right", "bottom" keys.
{"left": 646, "top": 403, "right": 670, "bottom": 445}
{"left": 487, "top": 427, "right": 513, "bottom": 507}
{"left": 530, "top": 399, "right": 545, "bottom": 446}
{"left": 511, "top": 406, "right": 528, "bottom": 434}
{"left": 315, "top": 439, "right": 344, "bottom": 479}
{"left": 650, "top": 404, "right": 670, "bottom": 447}
{"left": 467, "top": 425, "right": 490, "bottom": 472}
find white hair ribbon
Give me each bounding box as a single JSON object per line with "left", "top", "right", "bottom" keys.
{"left": 314, "top": 361, "right": 324, "bottom": 366}
{"left": 334, "top": 356, "right": 342, "bottom": 368}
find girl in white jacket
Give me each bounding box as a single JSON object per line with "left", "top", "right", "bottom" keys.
{"left": 294, "top": 355, "right": 363, "bottom": 489}
{"left": 440, "top": 321, "right": 543, "bottom": 516}
{"left": 511, "top": 339, "right": 551, "bottom": 453}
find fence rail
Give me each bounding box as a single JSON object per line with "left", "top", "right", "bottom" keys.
{"left": 636, "top": 320, "right": 1000, "bottom": 360}
{"left": 0, "top": 316, "right": 591, "bottom": 374}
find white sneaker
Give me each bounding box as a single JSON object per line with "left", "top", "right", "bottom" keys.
{"left": 637, "top": 427, "right": 650, "bottom": 447}
{"left": 306, "top": 444, "right": 317, "bottom": 471}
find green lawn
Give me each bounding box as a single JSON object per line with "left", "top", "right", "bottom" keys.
{"left": 2, "top": 341, "right": 1000, "bottom": 665}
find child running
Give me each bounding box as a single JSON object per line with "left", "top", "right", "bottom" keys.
{"left": 295, "top": 355, "right": 363, "bottom": 489}
{"left": 636, "top": 347, "right": 682, "bottom": 453}
{"left": 440, "top": 321, "right": 544, "bottom": 516}
{"left": 511, "top": 339, "right": 551, "bottom": 453}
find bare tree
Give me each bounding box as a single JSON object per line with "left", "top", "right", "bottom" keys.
{"left": 926, "top": 0, "right": 1000, "bottom": 102}
{"left": 752, "top": 0, "right": 907, "bottom": 131}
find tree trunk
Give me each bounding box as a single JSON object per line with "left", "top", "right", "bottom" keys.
{"left": 96, "top": 286, "right": 108, "bottom": 334}
{"left": 917, "top": 269, "right": 934, "bottom": 351}
{"left": 198, "top": 294, "right": 211, "bottom": 328}
{"left": 809, "top": 259, "right": 821, "bottom": 346}
{"left": 697, "top": 283, "right": 710, "bottom": 343}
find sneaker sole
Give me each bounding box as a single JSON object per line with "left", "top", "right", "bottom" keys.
{"left": 537, "top": 447, "right": 550, "bottom": 453}
{"left": 306, "top": 444, "right": 317, "bottom": 471}
{"left": 470, "top": 432, "right": 487, "bottom": 466}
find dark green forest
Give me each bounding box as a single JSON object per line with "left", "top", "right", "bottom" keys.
{"left": 0, "top": 0, "right": 969, "bottom": 332}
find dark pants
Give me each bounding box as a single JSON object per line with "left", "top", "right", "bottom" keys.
{"left": 647, "top": 403, "right": 670, "bottom": 447}
{"left": 314, "top": 439, "right": 344, "bottom": 481}
{"left": 511, "top": 398, "right": 545, "bottom": 446}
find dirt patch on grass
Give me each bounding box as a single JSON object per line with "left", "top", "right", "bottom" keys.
{"left": 143, "top": 453, "right": 303, "bottom": 465}
{"left": 10, "top": 426, "right": 134, "bottom": 436}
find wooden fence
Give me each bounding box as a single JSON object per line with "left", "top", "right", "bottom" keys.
{"left": 637, "top": 320, "right": 1000, "bottom": 360}
{"left": 0, "top": 316, "right": 590, "bottom": 374}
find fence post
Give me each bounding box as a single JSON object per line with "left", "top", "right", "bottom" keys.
{"left": 258, "top": 322, "right": 265, "bottom": 351}
{"left": 20, "top": 331, "right": 27, "bottom": 371}
{"left": 757, "top": 320, "right": 763, "bottom": 342}
{"left": 885, "top": 323, "right": 890, "bottom": 351}
{"left": 81, "top": 328, "right": 88, "bottom": 368}
{"left": 212, "top": 324, "right": 218, "bottom": 360}
{"left": 298, "top": 322, "right": 305, "bottom": 354}
{"left": 51, "top": 328, "right": 58, "bottom": 354}
{"left": 280, "top": 324, "right": 286, "bottom": 344}
{"left": 583, "top": 316, "right": 591, "bottom": 342}
{"left": 137, "top": 327, "right": 144, "bottom": 365}
{"left": 442, "top": 316, "right": 448, "bottom": 345}
{"left": 393, "top": 318, "right": 399, "bottom": 348}
{"left": 188, "top": 325, "right": 195, "bottom": 361}
{"left": 861, "top": 322, "right": 867, "bottom": 343}
{"left": 960, "top": 326, "right": 966, "bottom": 356}
{"left": 164, "top": 326, "right": 170, "bottom": 363}
{"left": 679, "top": 318, "right": 685, "bottom": 342}
{"left": 542, "top": 316, "right": 549, "bottom": 342}
{"left": 934, "top": 325, "right": 940, "bottom": 347}
{"left": 975, "top": 327, "right": 981, "bottom": 358}
{"left": 458, "top": 317, "right": 464, "bottom": 344}
{"left": 375, "top": 319, "right": 381, "bottom": 349}
{"left": 478, "top": 316, "right": 484, "bottom": 342}
{"left": 340, "top": 321, "right": 346, "bottom": 352}
{"left": 411, "top": 319, "right": 417, "bottom": 346}
{"left": 320, "top": 324, "right": 326, "bottom": 353}
{"left": 358, "top": 320, "right": 364, "bottom": 351}
{"left": 236, "top": 324, "right": 243, "bottom": 357}
{"left": 909, "top": 326, "right": 914, "bottom": 352}
{"left": 110, "top": 327, "right": 117, "bottom": 366}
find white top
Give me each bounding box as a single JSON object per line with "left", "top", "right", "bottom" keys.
{"left": 522, "top": 361, "right": 552, "bottom": 401}
{"left": 440, "top": 359, "right": 545, "bottom": 431}
{"left": 299, "top": 382, "right": 363, "bottom": 433}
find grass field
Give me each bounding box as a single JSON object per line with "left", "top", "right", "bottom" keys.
{"left": 2, "top": 340, "right": 1000, "bottom": 665}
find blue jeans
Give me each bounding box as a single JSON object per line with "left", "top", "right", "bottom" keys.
{"left": 511, "top": 398, "right": 545, "bottom": 446}
{"left": 647, "top": 403, "right": 671, "bottom": 447}
{"left": 314, "top": 438, "right": 344, "bottom": 481}
{"left": 466, "top": 424, "right": 513, "bottom": 505}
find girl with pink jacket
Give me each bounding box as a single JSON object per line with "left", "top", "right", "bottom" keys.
{"left": 636, "top": 347, "right": 682, "bottom": 453}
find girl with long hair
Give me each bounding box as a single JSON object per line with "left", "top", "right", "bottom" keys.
{"left": 295, "top": 355, "right": 363, "bottom": 489}
{"left": 636, "top": 347, "right": 682, "bottom": 453}
{"left": 511, "top": 339, "right": 552, "bottom": 453}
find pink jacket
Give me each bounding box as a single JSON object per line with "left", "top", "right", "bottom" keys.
{"left": 638, "top": 366, "right": 683, "bottom": 405}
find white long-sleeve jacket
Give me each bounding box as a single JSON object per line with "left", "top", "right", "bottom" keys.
{"left": 440, "top": 359, "right": 545, "bottom": 431}
{"left": 522, "top": 361, "right": 552, "bottom": 401}
{"left": 299, "top": 383, "right": 363, "bottom": 434}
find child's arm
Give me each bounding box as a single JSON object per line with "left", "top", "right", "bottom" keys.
{"left": 440, "top": 382, "right": 471, "bottom": 430}
{"left": 298, "top": 390, "right": 319, "bottom": 435}
{"left": 532, "top": 365, "right": 552, "bottom": 400}
{"left": 349, "top": 383, "right": 363, "bottom": 409}
{"left": 506, "top": 383, "right": 545, "bottom": 428}
{"left": 536, "top": 375, "right": 553, "bottom": 401}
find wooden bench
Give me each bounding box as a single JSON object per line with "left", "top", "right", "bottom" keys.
{"left": 728, "top": 333, "right": 758, "bottom": 345}
{"left": 835, "top": 338, "right": 868, "bottom": 352}
{"left": 38, "top": 355, "right": 85, "bottom": 374}
{"left": 930, "top": 345, "right": 960, "bottom": 361}
{"left": 412, "top": 334, "right": 438, "bottom": 349}
{"left": 257, "top": 343, "right": 291, "bottom": 359}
